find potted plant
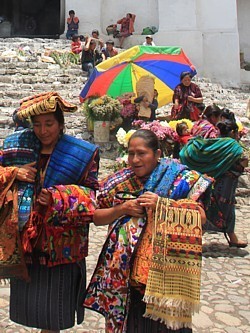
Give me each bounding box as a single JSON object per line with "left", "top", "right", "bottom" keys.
{"left": 82, "top": 95, "right": 122, "bottom": 142}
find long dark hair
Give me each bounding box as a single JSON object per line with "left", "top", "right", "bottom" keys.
{"left": 217, "top": 120, "right": 238, "bottom": 137}
{"left": 128, "top": 129, "right": 160, "bottom": 152}
{"left": 203, "top": 104, "right": 222, "bottom": 119}
{"left": 221, "top": 108, "right": 236, "bottom": 122}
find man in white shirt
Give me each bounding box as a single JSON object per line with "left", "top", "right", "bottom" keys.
{"left": 143, "top": 35, "right": 156, "bottom": 46}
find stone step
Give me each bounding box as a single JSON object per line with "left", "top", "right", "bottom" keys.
{"left": 0, "top": 75, "right": 84, "bottom": 86}
{"left": 0, "top": 63, "right": 84, "bottom": 76}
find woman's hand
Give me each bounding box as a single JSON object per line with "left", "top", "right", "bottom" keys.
{"left": 36, "top": 188, "right": 52, "bottom": 206}
{"left": 173, "top": 101, "right": 180, "bottom": 110}
{"left": 136, "top": 191, "right": 158, "bottom": 210}
{"left": 188, "top": 95, "right": 203, "bottom": 104}
{"left": 16, "top": 161, "right": 37, "bottom": 183}
{"left": 187, "top": 95, "right": 195, "bottom": 102}
{"left": 121, "top": 199, "right": 145, "bottom": 217}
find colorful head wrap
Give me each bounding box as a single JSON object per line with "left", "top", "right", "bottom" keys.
{"left": 17, "top": 91, "right": 77, "bottom": 119}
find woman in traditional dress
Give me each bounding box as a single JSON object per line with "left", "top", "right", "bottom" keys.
{"left": 116, "top": 13, "right": 136, "bottom": 48}
{"left": 191, "top": 103, "right": 222, "bottom": 138}
{"left": 0, "top": 92, "right": 99, "bottom": 332}
{"left": 171, "top": 71, "right": 204, "bottom": 121}
{"left": 83, "top": 129, "right": 213, "bottom": 333}
{"left": 180, "top": 119, "right": 248, "bottom": 248}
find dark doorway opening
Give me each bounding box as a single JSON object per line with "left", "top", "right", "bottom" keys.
{"left": 0, "top": 0, "right": 65, "bottom": 38}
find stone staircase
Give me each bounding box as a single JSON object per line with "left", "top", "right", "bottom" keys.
{"left": 0, "top": 37, "right": 88, "bottom": 146}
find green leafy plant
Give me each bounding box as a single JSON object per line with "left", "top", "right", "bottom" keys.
{"left": 50, "top": 51, "right": 80, "bottom": 67}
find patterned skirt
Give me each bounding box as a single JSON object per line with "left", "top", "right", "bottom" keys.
{"left": 204, "top": 172, "right": 238, "bottom": 233}
{"left": 10, "top": 260, "right": 86, "bottom": 330}
{"left": 126, "top": 287, "right": 193, "bottom": 333}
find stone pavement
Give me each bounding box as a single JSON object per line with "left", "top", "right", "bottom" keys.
{"left": 0, "top": 159, "right": 249, "bottom": 333}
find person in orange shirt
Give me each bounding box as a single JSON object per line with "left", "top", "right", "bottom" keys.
{"left": 115, "top": 13, "right": 136, "bottom": 48}
{"left": 66, "top": 10, "right": 79, "bottom": 40}
{"left": 71, "top": 35, "right": 83, "bottom": 54}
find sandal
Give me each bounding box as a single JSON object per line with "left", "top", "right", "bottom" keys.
{"left": 228, "top": 241, "right": 248, "bottom": 248}
{"left": 224, "top": 232, "right": 248, "bottom": 248}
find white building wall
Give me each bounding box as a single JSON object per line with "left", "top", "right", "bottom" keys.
{"left": 64, "top": 0, "right": 249, "bottom": 86}
{"left": 199, "top": 0, "right": 241, "bottom": 86}
{"left": 237, "top": 0, "right": 250, "bottom": 62}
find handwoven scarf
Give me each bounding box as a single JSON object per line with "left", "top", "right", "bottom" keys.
{"left": 179, "top": 137, "right": 243, "bottom": 178}
{"left": 44, "top": 134, "right": 97, "bottom": 187}
{"left": 143, "top": 197, "right": 203, "bottom": 329}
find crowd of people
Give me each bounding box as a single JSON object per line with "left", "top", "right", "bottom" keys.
{"left": 66, "top": 10, "right": 157, "bottom": 78}
{"left": 0, "top": 8, "right": 248, "bottom": 333}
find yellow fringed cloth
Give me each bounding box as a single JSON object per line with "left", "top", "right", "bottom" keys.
{"left": 17, "top": 91, "right": 77, "bottom": 119}
{"left": 143, "top": 198, "right": 203, "bottom": 330}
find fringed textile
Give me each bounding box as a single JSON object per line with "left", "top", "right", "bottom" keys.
{"left": 143, "top": 198, "right": 203, "bottom": 330}
{"left": 17, "top": 91, "right": 77, "bottom": 119}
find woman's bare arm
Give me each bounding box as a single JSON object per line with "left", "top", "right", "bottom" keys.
{"left": 93, "top": 199, "right": 145, "bottom": 226}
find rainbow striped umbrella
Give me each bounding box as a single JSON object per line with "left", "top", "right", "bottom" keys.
{"left": 79, "top": 45, "right": 197, "bottom": 107}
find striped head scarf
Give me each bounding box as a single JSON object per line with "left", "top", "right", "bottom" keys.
{"left": 17, "top": 91, "right": 77, "bottom": 119}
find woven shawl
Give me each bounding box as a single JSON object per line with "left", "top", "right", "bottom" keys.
{"left": 179, "top": 137, "right": 243, "bottom": 178}
{"left": 143, "top": 198, "right": 203, "bottom": 329}
{"left": 44, "top": 134, "right": 97, "bottom": 187}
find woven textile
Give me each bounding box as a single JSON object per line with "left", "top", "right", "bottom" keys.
{"left": 3, "top": 129, "right": 41, "bottom": 230}
{"left": 143, "top": 198, "right": 203, "bottom": 330}
{"left": 17, "top": 91, "right": 77, "bottom": 119}
{"left": 179, "top": 137, "right": 243, "bottom": 178}
{"left": 0, "top": 166, "right": 29, "bottom": 280}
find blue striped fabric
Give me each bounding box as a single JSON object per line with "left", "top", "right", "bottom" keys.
{"left": 44, "top": 134, "right": 97, "bottom": 187}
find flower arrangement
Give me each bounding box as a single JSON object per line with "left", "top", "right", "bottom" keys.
{"left": 117, "top": 93, "right": 137, "bottom": 119}
{"left": 82, "top": 95, "right": 122, "bottom": 121}
{"left": 132, "top": 120, "right": 179, "bottom": 142}
{"left": 116, "top": 128, "right": 136, "bottom": 148}
{"left": 131, "top": 120, "right": 179, "bottom": 156}
{"left": 114, "top": 128, "right": 136, "bottom": 170}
